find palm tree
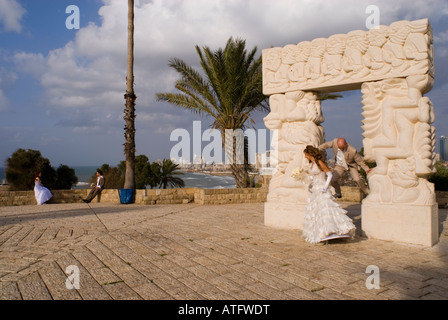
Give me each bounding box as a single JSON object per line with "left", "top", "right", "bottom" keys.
{"left": 124, "top": 0, "right": 136, "bottom": 190}
{"left": 148, "top": 162, "right": 162, "bottom": 189}
{"left": 150, "top": 159, "right": 185, "bottom": 189}
{"left": 156, "top": 37, "right": 268, "bottom": 188}
{"left": 317, "top": 93, "right": 343, "bottom": 101}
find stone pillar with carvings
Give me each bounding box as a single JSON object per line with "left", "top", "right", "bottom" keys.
{"left": 263, "top": 90, "right": 325, "bottom": 229}
{"left": 361, "top": 74, "right": 438, "bottom": 246}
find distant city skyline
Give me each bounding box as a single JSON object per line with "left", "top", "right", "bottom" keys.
{"left": 0, "top": 0, "right": 447, "bottom": 167}
{"left": 438, "top": 136, "right": 448, "bottom": 161}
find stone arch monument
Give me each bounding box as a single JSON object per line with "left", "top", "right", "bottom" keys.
{"left": 262, "top": 19, "right": 438, "bottom": 246}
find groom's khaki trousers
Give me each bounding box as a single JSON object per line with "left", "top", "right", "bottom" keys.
{"left": 332, "top": 164, "right": 369, "bottom": 196}
{"left": 86, "top": 187, "right": 102, "bottom": 203}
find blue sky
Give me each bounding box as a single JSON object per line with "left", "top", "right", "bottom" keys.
{"left": 0, "top": 0, "right": 447, "bottom": 167}
{"left": 1, "top": 1, "right": 101, "bottom": 51}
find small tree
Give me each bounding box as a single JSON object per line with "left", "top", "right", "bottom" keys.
{"left": 148, "top": 162, "right": 161, "bottom": 189}
{"left": 5, "top": 149, "right": 76, "bottom": 191}
{"left": 135, "top": 155, "right": 151, "bottom": 189}
{"left": 149, "top": 159, "right": 185, "bottom": 189}
{"left": 55, "top": 165, "right": 78, "bottom": 190}
{"left": 428, "top": 161, "right": 448, "bottom": 191}
{"left": 5, "top": 149, "right": 55, "bottom": 190}
{"left": 119, "top": 155, "right": 152, "bottom": 189}
{"left": 159, "top": 159, "right": 185, "bottom": 189}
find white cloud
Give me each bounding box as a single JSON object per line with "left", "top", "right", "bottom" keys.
{"left": 0, "top": 66, "right": 18, "bottom": 111}
{"left": 12, "top": 52, "right": 46, "bottom": 77}
{"left": 435, "top": 30, "right": 448, "bottom": 44}
{"left": 0, "top": 0, "right": 25, "bottom": 33}
{"left": 0, "top": 90, "right": 8, "bottom": 111}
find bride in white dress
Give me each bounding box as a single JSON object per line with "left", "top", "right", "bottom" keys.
{"left": 34, "top": 172, "right": 53, "bottom": 205}
{"left": 300, "top": 145, "right": 355, "bottom": 244}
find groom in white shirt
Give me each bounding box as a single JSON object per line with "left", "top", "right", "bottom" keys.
{"left": 83, "top": 170, "right": 105, "bottom": 203}
{"left": 319, "top": 138, "right": 371, "bottom": 198}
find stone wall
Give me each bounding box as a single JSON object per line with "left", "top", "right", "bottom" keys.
{"left": 194, "top": 187, "right": 269, "bottom": 205}
{"left": 0, "top": 187, "right": 267, "bottom": 206}
{"left": 139, "top": 188, "right": 196, "bottom": 205}
{"left": 0, "top": 189, "right": 89, "bottom": 206}
{"left": 1, "top": 186, "right": 446, "bottom": 207}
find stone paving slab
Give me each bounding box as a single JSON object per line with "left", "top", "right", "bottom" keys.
{"left": 0, "top": 202, "right": 447, "bottom": 300}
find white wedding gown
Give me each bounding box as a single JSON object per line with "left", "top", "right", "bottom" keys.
{"left": 302, "top": 162, "right": 356, "bottom": 244}
{"left": 34, "top": 179, "right": 53, "bottom": 205}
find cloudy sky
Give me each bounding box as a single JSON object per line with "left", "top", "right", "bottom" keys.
{"left": 0, "top": 0, "right": 447, "bottom": 167}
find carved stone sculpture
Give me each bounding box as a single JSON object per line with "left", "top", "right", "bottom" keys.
{"left": 361, "top": 75, "right": 436, "bottom": 206}
{"left": 264, "top": 91, "right": 324, "bottom": 205}
{"left": 262, "top": 19, "right": 434, "bottom": 94}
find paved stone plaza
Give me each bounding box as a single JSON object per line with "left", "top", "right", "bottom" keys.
{"left": 0, "top": 202, "right": 447, "bottom": 300}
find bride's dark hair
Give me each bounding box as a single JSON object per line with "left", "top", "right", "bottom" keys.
{"left": 303, "top": 145, "right": 327, "bottom": 171}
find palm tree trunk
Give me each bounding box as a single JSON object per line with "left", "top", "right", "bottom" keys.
{"left": 230, "top": 163, "right": 247, "bottom": 188}
{"left": 124, "top": 0, "right": 136, "bottom": 189}
{"left": 227, "top": 134, "right": 247, "bottom": 188}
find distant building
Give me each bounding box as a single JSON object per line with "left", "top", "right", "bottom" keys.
{"left": 439, "top": 136, "right": 448, "bottom": 161}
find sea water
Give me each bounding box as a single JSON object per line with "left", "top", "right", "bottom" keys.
{"left": 180, "top": 171, "right": 235, "bottom": 189}
{"left": 72, "top": 166, "right": 98, "bottom": 189}
{"left": 73, "top": 167, "right": 236, "bottom": 189}
{"left": 1, "top": 167, "right": 236, "bottom": 189}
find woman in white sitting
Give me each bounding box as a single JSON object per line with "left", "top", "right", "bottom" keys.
{"left": 34, "top": 172, "right": 53, "bottom": 205}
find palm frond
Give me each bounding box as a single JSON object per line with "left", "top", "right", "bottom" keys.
{"left": 317, "top": 93, "right": 343, "bottom": 101}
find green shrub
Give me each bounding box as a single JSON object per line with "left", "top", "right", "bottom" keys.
{"left": 428, "top": 161, "right": 448, "bottom": 191}
{"left": 5, "top": 149, "right": 78, "bottom": 191}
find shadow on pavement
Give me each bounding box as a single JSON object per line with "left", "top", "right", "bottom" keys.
{"left": 0, "top": 204, "right": 150, "bottom": 227}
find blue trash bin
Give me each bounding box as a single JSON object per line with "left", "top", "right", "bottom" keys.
{"left": 118, "top": 189, "right": 135, "bottom": 204}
